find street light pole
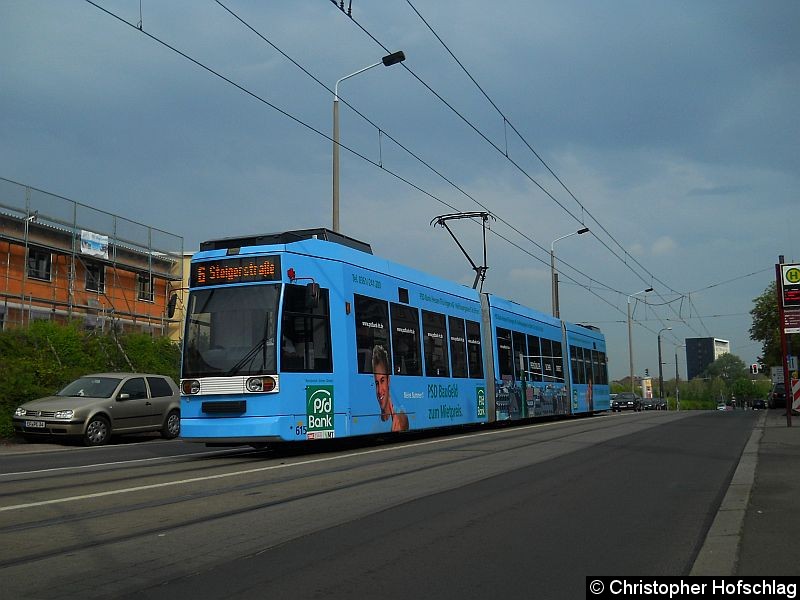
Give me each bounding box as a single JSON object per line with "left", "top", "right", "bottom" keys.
{"left": 332, "top": 51, "right": 405, "bottom": 233}
{"left": 550, "top": 227, "right": 589, "bottom": 318}
{"left": 675, "top": 344, "right": 685, "bottom": 411}
{"left": 21, "top": 209, "right": 38, "bottom": 327}
{"left": 657, "top": 326, "right": 672, "bottom": 407}
{"left": 627, "top": 287, "right": 654, "bottom": 392}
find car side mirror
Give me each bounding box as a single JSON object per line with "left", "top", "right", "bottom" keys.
{"left": 118, "top": 392, "right": 130, "bottom": 400}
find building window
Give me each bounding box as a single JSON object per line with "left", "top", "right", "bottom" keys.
{"left": 27, "top": 247, "right": 52, "bottom": 281}
{"left": 85, "top": 262, "right": 105, "bottom": 292}
{"left": 137, "top": 273, "right": 154, "bottom": 302}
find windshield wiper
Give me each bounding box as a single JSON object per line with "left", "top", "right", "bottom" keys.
{"left": 226, "top": 315, "right": 271, "bottom": 376}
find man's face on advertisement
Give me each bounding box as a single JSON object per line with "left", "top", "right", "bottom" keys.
{"left": 374, "top": 370, "right": 390, "bottom": 413}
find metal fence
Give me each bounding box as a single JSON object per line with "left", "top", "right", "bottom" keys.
{"left": 0, "top": 176, "right": 184, "bottom": 334}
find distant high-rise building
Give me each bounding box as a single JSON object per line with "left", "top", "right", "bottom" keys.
{"left": 685, "top": 338, "right": 730, "bottom": 380}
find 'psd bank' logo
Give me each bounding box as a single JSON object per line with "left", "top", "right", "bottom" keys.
{"left": 306, "top": 385, "right": 335, "bottom": 440}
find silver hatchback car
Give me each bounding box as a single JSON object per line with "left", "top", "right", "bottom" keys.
{"left": 13, "top": 373, "right": 180, "bottom": 446}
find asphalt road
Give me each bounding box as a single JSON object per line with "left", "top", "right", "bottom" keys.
{"left": 0, "top": 410, "right": 757, "bottom": 599}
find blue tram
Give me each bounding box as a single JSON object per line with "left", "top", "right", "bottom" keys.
{"left": 179, "top": 229, "right": 609, "bottom": 444}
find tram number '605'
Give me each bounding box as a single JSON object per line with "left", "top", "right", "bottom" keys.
{"left": 295, "top": 425, "right": 307, "bottom": 436}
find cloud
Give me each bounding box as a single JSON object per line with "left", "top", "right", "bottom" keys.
{"left": 651, "top": 236, "right": 676, "bottom": 256}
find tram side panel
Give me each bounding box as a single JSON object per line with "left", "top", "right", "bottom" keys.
{"left": 483, "top": 294, "right": 571, "bottom": 420}
{"left": 564, "top": 323, "right": 611, "bottom": 414}
{"left": 345, "top": 262, "right": 488, "bottom": 436}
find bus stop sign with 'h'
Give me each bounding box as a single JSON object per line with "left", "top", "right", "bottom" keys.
{"left": 781, "top": 265, "right": 800, "bottom": 333}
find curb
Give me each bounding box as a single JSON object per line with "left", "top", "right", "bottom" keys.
{"left": 689, "top": 410, "right": 766, "bottom": 575}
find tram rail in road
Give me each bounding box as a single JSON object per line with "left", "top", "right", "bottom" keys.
{"left": 0, "top": 411, "right": 757, "bottom": 599}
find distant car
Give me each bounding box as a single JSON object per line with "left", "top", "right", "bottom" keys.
{"left": 716, "top": 402, "right": 727, "bottom": 411}
{"left": 654, "top": 398, "right": 667, "bottom": 410}
{"left": 612, "top": 392, "right": 642, "bottom": 412}
{"left": 642, "top": 398, "right": 655, "bottom": 410}
{"left": 752, "top": 398, "right": 766, "bottom": 410}
{"left": 768, "top": 383, "right": 785, "bottom": 409}
{"left": 12, "top": 373, "right": 180, "bottom": 446}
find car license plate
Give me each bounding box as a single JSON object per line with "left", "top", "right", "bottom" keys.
{"left": 25, "top": 420, "right": 46, "bottom": 428}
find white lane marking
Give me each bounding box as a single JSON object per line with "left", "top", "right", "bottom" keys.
{"left": 0, "top": 448, "right": 246, "bottom": 478}
{"left": 0, "top": 420, "right": 565, "bottom": 512}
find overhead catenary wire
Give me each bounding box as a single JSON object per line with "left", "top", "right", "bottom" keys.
{"left": 88, "top": 0, "right": 680, "bottom": 344}
{"left": 404, "top": 0, "right": 710, "bottom": 341}
{"left": 84, "top": 0, "right": 627, "bottom": 315}
{"left": 87, "top": 1, "right": 740, "bottom": 344}
{"left": 205, "top": 0, "right": 629, "bottom": 300}
{"left": 333, "top": 1, "right": 704, "bottom": 339}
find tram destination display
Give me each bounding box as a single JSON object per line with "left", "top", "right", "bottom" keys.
{"left": 191, "top": 255, "right": 282, "bottom": 287}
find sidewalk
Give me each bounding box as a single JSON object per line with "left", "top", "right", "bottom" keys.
{"left": 736, "top": 408, "right": 800, "bottom": 575}
{"left": 692, "top": 408, "right": 800, "bottom": 575}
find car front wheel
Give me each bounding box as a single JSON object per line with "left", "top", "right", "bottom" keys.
{"left": 84, "top": 416, "right": 111, "bottom": 446}
{"left": 161, "top": 409, "right": 180, "bottom": 439}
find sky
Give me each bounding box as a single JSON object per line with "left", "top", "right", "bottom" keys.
{"left": 2, "top": 1, "right": 798, "bottom": 382}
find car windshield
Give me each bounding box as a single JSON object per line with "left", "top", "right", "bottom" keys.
{"left": 57, "top": 377, "right": 122, "bottom": 398}
{"left": 182, "top": 284, "right": 280, "bottom": 378}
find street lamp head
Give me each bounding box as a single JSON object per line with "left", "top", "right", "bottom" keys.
{"left": 577, "top": 227, "right": 589, "bottom": 235}
{"left": 627, "top": 286, "right": 654, "bottom": 303}
{"left": 382, "top": 51, "right": 406, "bottom": 66}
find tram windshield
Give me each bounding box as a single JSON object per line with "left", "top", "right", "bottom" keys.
{"left": 182, "top": 285, "right": 280, "bottom": 377}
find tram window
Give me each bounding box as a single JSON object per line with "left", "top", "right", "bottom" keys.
{"left": 496, "top": 328, "right": 513, "bottom": 379}
{"left": 599, "top": 351, "right": 608, "bottom": 385}
{"left": 583, "top": 347, "right": 591, "bottom": 384}
{"left": 512, "top": 331, "right": 526, "bottom": 381}
{"left": 527, "top": 335, "right": 542, "bottom": 382}
{"left": 423, "top": 310, "right": 449, "bottom": 378}
{"left": 552, "top": 340, "right": 564, "bottom": 382}
{"left": 354, "top": 294, "right": 391, "bottom": 374}
{"left": 570, "top": 346, "right": 581, "bottom": 384}
{"left": 591, "top": 350, "right": 601, "bottom": 386}
{"left": 281, "top": 284, "right": 332, "bottom": 372}
{"left": 390, "top": 303, "right": 421, "bottom": 376}
{"left": 541, "top": 338, "right": 554, "bottom": 382}
{"left": 466, "top": 320, "right": 483, "bottom": 379}
{"left": 449, "top": 316, "right": 468, "bottom": 378}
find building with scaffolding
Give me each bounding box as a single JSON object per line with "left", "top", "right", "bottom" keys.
{"left": 0, "top": 177, "right": 184, "bottom": 338}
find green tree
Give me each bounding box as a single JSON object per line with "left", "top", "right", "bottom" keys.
{"left": 704, "top": 353, "right": 748, "bottom": 386}
{"left": 749, "top": 281, "right": 782, "bottom": 369}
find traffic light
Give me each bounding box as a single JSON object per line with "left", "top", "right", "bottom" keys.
{"left": 644, "top": 368, "right": 649, "bottom": 377}
{"left": 750, "top": 363, "right": 759, "bottom": 374}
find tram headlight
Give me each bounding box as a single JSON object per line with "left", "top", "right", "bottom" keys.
{"left": 182, "top": 379, "right": 200, "bottom": 395}
{"left": 246, "top": 376, "right": 277, "bottom": 393}
{"left": 246, "top": 377, "right": 263, "bottom": 392}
